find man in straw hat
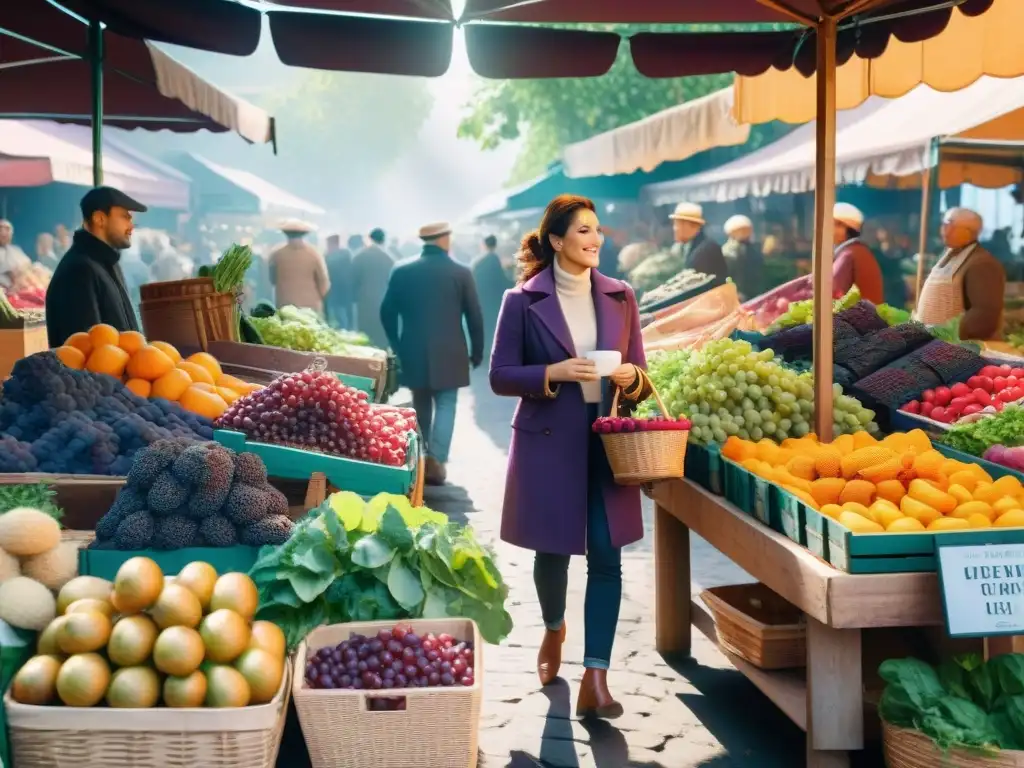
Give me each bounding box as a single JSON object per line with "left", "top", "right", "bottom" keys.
{"left": 722, "top": 213, "right": 762, "bottom": 299}
{"left": 669, "top": 202, "right": 728, "bottom": 281}
{"left": 831, "top": 202, "right": 883, "bottom": 304}
{"left": 381, "top": 222, "right": 484, "bottom": 486}
{"left": 268, "top": 218, "right": 331, "bottom": 314}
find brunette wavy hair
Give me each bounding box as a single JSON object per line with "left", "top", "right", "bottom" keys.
{"left": 517, "top": 194, "right": 596, "bottom": 283}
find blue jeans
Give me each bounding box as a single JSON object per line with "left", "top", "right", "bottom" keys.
{"left": 412, "top": 388, "right": 458, "bottom": 464}
{"left": 533, "top": 407, "right": 623, "bottom": 669}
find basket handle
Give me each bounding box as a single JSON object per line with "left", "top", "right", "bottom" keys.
{"left": 608, "top": 370, "right": 670, "bottom": 418}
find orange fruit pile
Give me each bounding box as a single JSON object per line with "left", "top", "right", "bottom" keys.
{"left": 56, "top": 326, "right": 260, "bottom": 421}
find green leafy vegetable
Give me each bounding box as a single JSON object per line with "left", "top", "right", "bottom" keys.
{"left": 249, "top": 491, "right": 513, "bottom": 650}
{"left": 248, "top": 305, "right": 385, "bottom": 358}
{"left": 939, "top": 406, "right": 1024, "bottom": 457}
{"left": 0, "top": 483, "right": 62, "bottom": 522}
{"left": 878, "top": 654, "right": 1024, "bottom": 753}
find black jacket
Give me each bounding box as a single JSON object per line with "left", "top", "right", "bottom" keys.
{"left": 380, "top": 245, "right": 484, "bottom": 392}
{"left": 684, "top": 230, "right": 729, "bottom": 281}
{"left": 45, "top": 229, "right": 139, "bottom": 348}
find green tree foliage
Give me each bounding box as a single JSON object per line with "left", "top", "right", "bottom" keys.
{"left": 259, "top": 70, "right": 434, "bottom": 206}
{"left": 458, "top": 24, "right": 788, "bottom": 183}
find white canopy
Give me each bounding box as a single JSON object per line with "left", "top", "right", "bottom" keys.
{"left": 644, "top": 76, "right": 1024, "bottom": 206}
{"left": 188, "top": 154, "right": 325, "bottom": 216}
{"left": 562, "top": 87, "right": 750, "bottom": 179}
{"left": 0, "top": 120, "right": 190, "bottom": 209}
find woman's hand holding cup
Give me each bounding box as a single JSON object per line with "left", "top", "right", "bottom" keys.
{"left": 547, "top": 358, "right": 599, "bottom": 383}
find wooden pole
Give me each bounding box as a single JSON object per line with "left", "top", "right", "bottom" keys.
{"left": 914, "top": 138, "right": 938, "bottom": 307}
{"left": 811, "top": 15, "right": 838, "bottom": 442}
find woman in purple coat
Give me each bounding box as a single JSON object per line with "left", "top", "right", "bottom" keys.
{"left": 489, "top": 195, "right": 652, "bottom": 719}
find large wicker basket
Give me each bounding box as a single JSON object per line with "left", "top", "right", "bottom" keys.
{"left": 5, "top": 661, "right": 291, "bottom": 768}
{"left": 700, "top": 583, "right": 806, "bottom": 670}
{"left": 140, "top": 289, "right": 238, "bottom": 352}
{"left": 294, "top": 618, "right": 483, "bottom": 768}
{"left": 882, "top": 721, "right": 1024, "bottom": 767}
{"left": 600, "top": 382, "right": 688, "bottom": 485}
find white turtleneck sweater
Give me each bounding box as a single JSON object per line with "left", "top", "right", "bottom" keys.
{"left": 553, "top": 260, "right": 601, "bottom": 403}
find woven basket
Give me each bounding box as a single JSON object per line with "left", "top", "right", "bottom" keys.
{"left": 140, "top": 290, "right": 238, "bottom": 352}
{"left": 700, "top": 583, "right": 806, "bottom": 670}
{"left": 5, "top": 662, "right": 291, "bottom": 768}
{"left": 294, "top": 618, "right": 483, "bottom": 768}
{"left": 140, "top": 277, "right": 216, "bottom": 302}
{"left": 882, "top": 721, "right": 1024, "bottom": 767}
{"left": 600, "top": 382, "right": 688, "bottom": 486}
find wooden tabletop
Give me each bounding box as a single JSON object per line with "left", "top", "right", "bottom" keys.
{"left": 650, "top": 479, "right": 945, "bottom": 630}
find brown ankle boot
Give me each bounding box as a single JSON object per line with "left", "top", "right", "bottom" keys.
{"left": 424, "top": 457, "right": 446, "bottom": 486}
{"left": 576, "top": 668, "right": 623, "bottom": 720}
{"left": 536, "top": 624, "right": 566, "bottom": 686}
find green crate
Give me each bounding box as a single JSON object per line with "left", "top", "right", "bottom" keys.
{"left": 684, "top": 443, "right": 723, "bottom": 495}
{"left": 78, "top": 545, "right": 261, "bottom": 581}
{"left": 722, "top": 457, "right": 755, "bottom": 515}
{"left": 334, "top": 372, "right": 377, "bottom": 399}
{"left": 803, "top": 506, "right": 1024, "bottom": 574}
{"left": 777, "top": 489, "right": 808, "bottom": 546}
{"left": 214, "top": 429, "right": 418, "bottom": 497}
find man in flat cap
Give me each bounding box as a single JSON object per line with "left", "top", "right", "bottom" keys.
{"left": 46, "top": 186, "right": 146, "bottom": 348}
{"left": 380, "top": 222, "right": 484, "bottom": 486}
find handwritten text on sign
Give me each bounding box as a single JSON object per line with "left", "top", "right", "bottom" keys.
{"left": 937, "top": 544, "right": 1024, "bottom": 637}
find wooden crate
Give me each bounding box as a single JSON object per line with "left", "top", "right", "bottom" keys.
{"left": 0, "top": 473, "right": 124, "bottom": 531}
{"left": 0, "top": 322, "right": 48, "bottom": 379}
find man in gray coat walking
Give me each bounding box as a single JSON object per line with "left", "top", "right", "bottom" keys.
{"left": 352, "top": 228, "right": 393, "bottom": 348}
{"left": 380, "top": 222, "right": 484, "bottom": 485}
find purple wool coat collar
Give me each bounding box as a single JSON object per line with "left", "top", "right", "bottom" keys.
{"left": 489, "top": 266, "right": 647, "bottom": 556}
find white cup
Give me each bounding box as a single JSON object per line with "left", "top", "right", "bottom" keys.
{"left": 585, "top": 350, "right": 622, "bottom": 377}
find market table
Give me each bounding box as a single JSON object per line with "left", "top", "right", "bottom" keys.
{"left": 649, "top": 478, "right": 945, "bottom": 768}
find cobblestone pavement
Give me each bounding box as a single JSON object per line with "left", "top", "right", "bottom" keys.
{"left": 417, "top": 373, "right": 860, "bottom": 768}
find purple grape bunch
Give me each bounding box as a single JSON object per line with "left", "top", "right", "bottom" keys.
{"left": 304, "top": 623, "right": 476, "bottom": 709}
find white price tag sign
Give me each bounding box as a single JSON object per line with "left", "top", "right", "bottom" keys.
{"left": 937, "top": 544, "right": 1024, "bottom": 637}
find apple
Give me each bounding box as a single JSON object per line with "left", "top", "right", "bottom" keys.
{"left": 922, "top": 389, "right": 936, "bottom": 403}
{"left": 1011, "top": 387, "right": 1024, "bottom": 401}
{"left": 921, "top": 401, "right": 935, "bottom": 417}
{"left": 931, "top": 406, "right": 947, "bottom": 422}
{"left": 901, "top": 400, "right": 921, "bottom": 414}
{"left": 998, "top": 389, "right": 1018, "bottom": 402}
{"left": 981, "top": 365, "right": 1003, "bottom": 378}
{"left": 950, "top": 382, "right": 971, "bottom": 399}
{"left": 994, "top": 376, "right": 1009, "bottom": 391}
{"left": 950, "top": 396, "right": 971, "bottom": 411}
{"left": 934, "top": 386, "right": 954, "bottom": 405}
{"left": 1011, "top": 367, "right": 1024, "bottom": 378}
{"left": 962, "top": 404, "right": 983, "bottom": 416}
{"left": 977, "top": 376, "right": 995, "bottom": 392}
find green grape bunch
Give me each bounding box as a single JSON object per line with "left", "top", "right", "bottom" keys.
{"left": 640, "top": 339, "right": 880, "bottom": 445}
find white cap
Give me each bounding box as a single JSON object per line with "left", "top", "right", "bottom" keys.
{"left": 669, "top": 202, "right": 705, "bottom": 225}
{"left": 419, "top": 222, "right": 452, "bottom": 240}
{"left": 833, "top": 203, "right": 864, "bottom": 230}
{"left": 279, "top": 218, "right": 316, "bottom": 234}
{"left": 724, "top": 214, "right": 753, "bottom": 235}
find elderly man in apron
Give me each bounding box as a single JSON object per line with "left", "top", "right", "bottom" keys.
{"left": 914, "top": 207, "right": 1005, "bottom": 340}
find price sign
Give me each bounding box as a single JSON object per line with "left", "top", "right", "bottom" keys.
{"left": 937, "top": 544, "right": 1024, "bottom": 637}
